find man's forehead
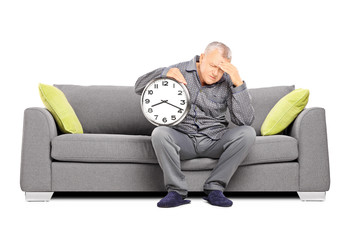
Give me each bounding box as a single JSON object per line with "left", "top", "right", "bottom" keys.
{"left": 209, "top": 57, "right": 228, "bottom": 66}
{"left": 205, "top": 50, "right": 228, "bottom": 64}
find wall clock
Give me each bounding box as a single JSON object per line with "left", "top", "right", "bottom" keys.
{"left": 141, "top": 77, "right": 191, "bottom": 126}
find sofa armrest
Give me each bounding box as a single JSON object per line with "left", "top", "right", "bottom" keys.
{"left": 20, "top": 107, "right": 58, "bottom": 192}
{"left": 288, "top": 107, "right": 330, "bottom": 191}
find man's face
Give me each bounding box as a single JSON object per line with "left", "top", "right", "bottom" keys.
{"left": 199, "top": 49, "right": 230, "bottom": 85}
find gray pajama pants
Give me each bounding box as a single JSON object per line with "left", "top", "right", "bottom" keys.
{"left": 151, "top": 125, "right": 256, "bottom": 197}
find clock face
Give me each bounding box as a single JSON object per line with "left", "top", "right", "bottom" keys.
{"left": 141, "top": 77, "right": 191, "bottom": 126}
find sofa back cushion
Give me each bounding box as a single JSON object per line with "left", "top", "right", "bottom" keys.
{"left": 54, "top": 85, "right": 156, "bottom": 135}
{"left": 55, "top": 84, "right": 294, "bottom": 136}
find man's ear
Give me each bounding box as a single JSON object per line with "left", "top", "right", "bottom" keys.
{"left": 199, "top": 53, "right": 205, "bottom": 64}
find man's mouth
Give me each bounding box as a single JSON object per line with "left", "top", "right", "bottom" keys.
{"left": 209, "top": 75, "right": 216, "bottom": 80}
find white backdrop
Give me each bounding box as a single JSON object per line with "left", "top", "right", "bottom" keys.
{"left": 1, "top": 0, "right": 359, "bottom": 239}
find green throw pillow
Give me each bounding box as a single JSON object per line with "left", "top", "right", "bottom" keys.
{"left": 38, "top": 83, "right": 83, "bottom": 134}
{"left": 261, "top": 88, "right": 309, "bottom": 136}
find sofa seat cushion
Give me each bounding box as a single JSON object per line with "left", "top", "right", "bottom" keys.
{"left": 51, "top": 134, "right": 158, "bottom": 164}
{"left": 51, "top": 134, "right": 298, "bottom": 170}
{"left": 246, "top": 135, "right": 298, "bottom": 165}
{"left": 181, "top": 135, "right": 298, "bottom": 170}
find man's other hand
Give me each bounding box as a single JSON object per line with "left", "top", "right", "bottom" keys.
{"left": 166, "top": 68, "right": 187, "bottom": 85}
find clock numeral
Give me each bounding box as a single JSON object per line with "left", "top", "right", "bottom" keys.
{"left": 148, "top": 108, "right": 153, "bottom": 113}
{"left": 173, "top": 83, "right": 175, "bottom": 88}
{"left": 162, "top": 117, "right": 167, "bottom": 123}
{"left": 162, "top": 81, "right": 168, "bottom": 86}
{"left": 145, "top": 99, "right": 150, "bottom": 104}
{"left": 154, "top": 115, "right": 158, "bottom": 120}
{"left": 148, "top": 90, "right": 153, "bottom": 95}
{"left": 178, "top": 90, "right": 183, "bottom": 95}
{"left": 154, "top": 84, "right": 159, "bottom": 89}
{"left": 180, "top": 100, "right": 185, "bottom": 105}
{"left": 171, "top": 115, "right": 176, "bottom": 120}
{"left": 178, "top": 109, "right": 183, "bottom": 114}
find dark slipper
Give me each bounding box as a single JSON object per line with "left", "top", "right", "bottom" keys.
{"left": 203, "top": 190, "right": 233, "bottom": 207}
{"left": 157, "top": 191, "right": 191, "bottom": 208}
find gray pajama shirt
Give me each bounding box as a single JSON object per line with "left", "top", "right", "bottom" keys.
{"left": 135, "top": 55, "right": 256, "bottom": 196}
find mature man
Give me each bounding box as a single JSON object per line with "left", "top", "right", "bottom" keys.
{"left": 135, "top": 41, "right": 256, "bottom": 207}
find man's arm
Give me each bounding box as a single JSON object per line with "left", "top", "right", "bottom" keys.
{"left": 134, "top": 67, "right": 168, "bottom": 95}
{"left": 218, "top": 62, "right": 255, "bottom": 125}
{"left": 134, "top": 64, "right": 188, "bottom": 95}
{"left": 227, "top": 81, "right": 255, "bottom": 126}
{"left": 226, "top": 81, "right": 255, "bottom": 126}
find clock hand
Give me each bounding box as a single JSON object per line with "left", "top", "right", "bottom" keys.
{"left": 151, "top": 100, "right": 168, "bottom": 107}
{"left": 164, "top": 101, "right": 184, "bottom": 111}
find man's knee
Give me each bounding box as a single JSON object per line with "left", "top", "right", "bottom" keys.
{"left": 230, "top": 125, "right": 256, "bottom": 145}
{"left": 151, "top": 126, "right": 173, "bottom": 144}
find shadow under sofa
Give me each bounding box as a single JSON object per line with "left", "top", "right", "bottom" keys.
{"left": 20, "top": 84, "right": 330, "bottom": 201}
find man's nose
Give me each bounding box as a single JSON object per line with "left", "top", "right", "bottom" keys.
{"left": 212, "top": 68, "right": 219, "bottom": 76}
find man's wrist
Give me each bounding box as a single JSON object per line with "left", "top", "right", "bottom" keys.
{"left": 233, "top": 80, "right": 243, "bottom": 87}
{"left": 161, "top": 67, "right": 171, "bottom": 78}
{"left": 232, "top": 76, "right": 243, "bottom": 87}
{"left": 231, "top": 80, "right": 247, "bottom": 94}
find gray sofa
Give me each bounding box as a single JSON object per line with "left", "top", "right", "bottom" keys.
{"left": 20, "top": 84, "right": 330, "bottom": 201}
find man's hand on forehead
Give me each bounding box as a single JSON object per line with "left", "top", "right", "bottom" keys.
{"left": 218, "top": 62, "right": 243, "bottom": 87}
{"left": 218, "top": 61, "right": 236, "bottom": 73}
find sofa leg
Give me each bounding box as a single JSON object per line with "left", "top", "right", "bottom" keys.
{"left": 25, "top": 192, "right": 54, "bottom": 202}
{"left": 297, "top": 192, "right": 326, "bottom": 201}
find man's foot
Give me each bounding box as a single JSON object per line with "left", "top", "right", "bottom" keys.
{"left": 203, "top": 190, "right": 233, "bottom": 207}
{"left": 157, "top": 191, "right": 191, "bottom": 208}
